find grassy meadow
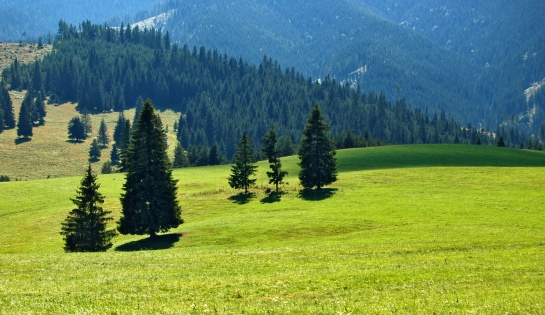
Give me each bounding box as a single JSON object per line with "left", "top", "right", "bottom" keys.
{"left": 0, "top": 144, "right": 544, "bottom": 313}
{"left": 0, "top": 93, "right": 180, "bottom": 180}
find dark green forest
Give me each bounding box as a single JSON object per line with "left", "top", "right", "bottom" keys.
{"left": 3, "top": 21, "right": 542, "bottom": 164}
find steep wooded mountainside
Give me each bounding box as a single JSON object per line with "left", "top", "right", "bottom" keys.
{"left": 131, "top": 0, "right": 544, "bottom": 133}
{"left": 136, "top": 0, "right": 482, "bottom": 125}
{"left": 359, "top": 0, "right": 545, "bottom": 132}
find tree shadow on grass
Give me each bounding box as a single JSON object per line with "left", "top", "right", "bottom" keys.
{"left": 298, "top": 188, "right": 337, "bottom": 201}
{"left": 14, "top": 137, "right": 31, "bottom": 145}
{"left": 260, "top": 191, "right": 283, "bottom": 204}
{"left": 115, "top": 233, "right": 183, "bottom": 252}
{"left": 66, "top": 139, "right": 84, "bottom": 144}
{"left": 228, "top": 192, "right": 255, "bottom": 205}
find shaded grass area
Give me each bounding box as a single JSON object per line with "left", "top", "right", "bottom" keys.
{"left": 338, "top": 144, "right": 545, "bottom": 171}
{"left": 0, "top": 145, "right": 544, "bottom": 313}
{"left": 115, "top": 233, "right": 183, "bottom": 251}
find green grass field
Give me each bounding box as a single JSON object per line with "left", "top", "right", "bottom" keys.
{"left": 0, "top": 145, "right": 544, "bottom": 313}
{"left": 0, "top": 93, "right": 180, "bottom": 180}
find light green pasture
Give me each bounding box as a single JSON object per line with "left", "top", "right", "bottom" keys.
{"left": 0, "top": 145, "right": 544, "bottom": 313}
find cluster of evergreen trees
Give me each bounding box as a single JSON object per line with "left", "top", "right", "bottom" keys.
{"left": 16, "top": 89, "right": 47, "bottom": 140}
{"left": 229, "top": 104, "right": 337, "bottom": 195}
{"left": 61, "top": 100, "right": 182, "bottom": 252}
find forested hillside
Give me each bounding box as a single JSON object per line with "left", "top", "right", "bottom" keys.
{"left": 127, "top": 0, "right": 544, "bottom": 135}
{"left": 360, "top": 0, "right": 545, "bottom": 134}
{"left": 2, "top": 21, "right": 489, "bottom": 162}
{"left": 139, "top": 0, "right": 483, "bottom": 126}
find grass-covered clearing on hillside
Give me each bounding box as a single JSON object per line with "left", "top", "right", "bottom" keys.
{"left": 0, "top": 145, "right": 544, "bottom": 313}
{"left": 0, "top": 93, "right": 180, "bottom": 180}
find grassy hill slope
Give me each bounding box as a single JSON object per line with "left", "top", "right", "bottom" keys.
{"left": 0, "top": 145, "right": 544, "bottom": 313}
{"left": 0, "top": 92, "right": 179, "bottom": 180}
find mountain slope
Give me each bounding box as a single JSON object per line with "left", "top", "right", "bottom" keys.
{"left": 135, "top": 0, "right": 542, "bottom": 130}
{"left": 358, "top": 0, "right": 545, "bottom": 130}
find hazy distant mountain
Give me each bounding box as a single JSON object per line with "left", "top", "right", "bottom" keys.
{"left": 0, "top": 0, "right": 160, "bottom": 41}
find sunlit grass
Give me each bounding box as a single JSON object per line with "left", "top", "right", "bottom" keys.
{"left": 0, "top": 93, "right": 180, "bottom": 180}
{"left": 0, "top": 145, "right": 544, "bottom": 313}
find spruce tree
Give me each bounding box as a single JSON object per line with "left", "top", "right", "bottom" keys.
{"left": 298, "top": 104, "right": 337, "bottom": 190}
{"left": 172, "top": 141, "right": 188, "bottom": 168}
{"left": 1, "top": 85, "right": 15, "bottom": 129}
{"left": 98, "top": 118, "right": 110, "bottom": 148}
{"left": 101, "top": 161, "right": 113, "bottom": 174}
{"left": 208, "top": 143, "right": 222, "bottom": 165}
{"left": 10, "top": 58, "right": 22, "bottom": 91}
{"left": 32, "top": 61, "right": 44, "bottom": 92}
{"left": 498, "top": 136, "right": 506, "bottom": 147}
{"left": 112, "top": 113, "right": 125, "bottom": 144}
{"left": 81, "top": 112, "right": 92, "bottom": 137}
{"left": 110, "top": 143, "right": 120, "bottom": 165}
{"left": 21, "top": 90, "right": 39, "bottom": 126}
{"left": 34, "top": 91, "right": 47, "bottom": 125}
{"left": 67, "top": 116, "right": 86, "bottom": 141}
{"left": 262, "top": 126, "right": 288, "bottom": 193}
{"left": 118, "top": 99, "right": 182, "bottom": 238}
{"left": 228, "top": 132, "right": 257, "bottom": 194}
{"left": 118, "top": 120, "right": 131, "bottom": 171}
{"left": 60, "top": 164, "right": 116, "bottom": 252}
{"left": 89, "top": 138, "right": 101, "bottom": 161}
{"left": 16, "top": 93, "right": 33, "bottom": 139}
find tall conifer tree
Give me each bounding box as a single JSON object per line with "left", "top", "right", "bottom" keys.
{"left": 60, "top": 164, "right": 116, "bottom": 252}
{"left": 262, "top": 126, "right": 287, "bottom": 193}
{"left": 229, "top": 132, "right": 257, "bottom": 194}
{"left": 34, "top": 91, "right": 47, "bottom": 125}
{"left": 113, "top": 113, "right": 126, "bottom": 144}
{"left": 89, "top": 138, "right": 101, "bottom": 161}
{"left": 98, "top": 118, "right": 110, "bottom": 148}
{"left": 118, "top": 119, "right": 131, "bottom": 171}
{"left": 1, "top": 85, "right": 15, "bottom": 129}
{"left": 118, "top": 99, "right": 182, "bottom": 238}
{"left": 172, "top": 141, "right": 188, "bottom": 168}
{"left": 67, "top": 116, "right": 86, "bottom": 141}
{"left": 110, "top": 143, "right": 120, "bottom": 165}
{"left": 17, "top": 93, "right": 33, "bottom": 139}
{"left": 298, "top": 104, "right": 337, "bottom": 190}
